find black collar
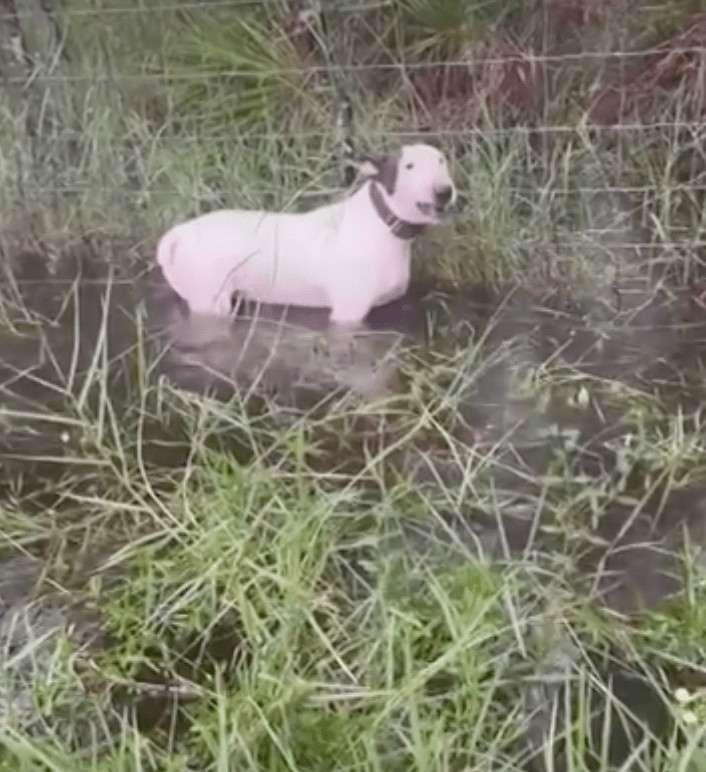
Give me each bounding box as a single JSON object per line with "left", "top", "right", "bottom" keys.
{"left": 369, "top": 182, "right": 426, "bottom": 240}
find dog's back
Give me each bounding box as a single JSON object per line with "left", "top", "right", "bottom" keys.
{"left": 156, "top": 202, "right": 347, "bottom": 313}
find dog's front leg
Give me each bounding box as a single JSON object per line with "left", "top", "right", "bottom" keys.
{"left": 328, "top": 296, "right": 373, "bottom": 327}
{"left": 326, "top": 297, "right": 372, "bottom": 360}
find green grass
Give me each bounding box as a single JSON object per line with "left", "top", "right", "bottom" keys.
{"left": 1, "top": 0, "right": 706, "bottom": 770}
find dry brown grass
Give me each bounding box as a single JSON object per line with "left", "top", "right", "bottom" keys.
{"left": 590, "top": 12, "right": 706, "bottom": 126}
{"left": 281, "top": 4, "right": 318, "bottom": 67}
{"left": 402, "top": 3, "right": 706, "bottom": 132}
{"left": 542, "top": 0, "right": 625, "bottom": 40}
{"left": 408, "top": 39, "right": 543, "bottom": 129}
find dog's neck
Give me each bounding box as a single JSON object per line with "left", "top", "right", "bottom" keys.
{"left": 368, "top": 182, "right": 426, "bottom": 240}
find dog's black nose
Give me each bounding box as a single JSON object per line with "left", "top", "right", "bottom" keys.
{"left": 435, "top": 186, "right": 453, "bottom": 206}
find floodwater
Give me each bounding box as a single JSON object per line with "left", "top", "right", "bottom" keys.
{"left": 1, "top": 224, "right": 706, "bottom": 767}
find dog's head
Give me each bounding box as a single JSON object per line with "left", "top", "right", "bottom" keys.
{"left": 359, "top": 144, "right": 456, "bottom": 225}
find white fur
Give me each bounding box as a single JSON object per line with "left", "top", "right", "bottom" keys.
{"left": 156, "top": 144, "right": 455, "bottom": 324}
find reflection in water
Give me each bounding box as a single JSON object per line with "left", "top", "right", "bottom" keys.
{"left": 147, "top": 266, "right": 405, "bottom": 404}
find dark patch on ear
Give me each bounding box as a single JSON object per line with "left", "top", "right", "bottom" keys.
{"left": 362, "top": 148, "right": 402, "bottom": 196}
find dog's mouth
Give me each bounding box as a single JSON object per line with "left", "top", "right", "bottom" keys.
{"left": 416, "top": 202, "right": 447, "bottom": 219}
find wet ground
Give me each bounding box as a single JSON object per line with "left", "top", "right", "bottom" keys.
{"left": 2, "top": 224, "right": 706, "bottom": 767}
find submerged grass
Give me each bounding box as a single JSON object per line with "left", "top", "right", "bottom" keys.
{"left": 1, "top": 0, "right": 706, "bottom": 770}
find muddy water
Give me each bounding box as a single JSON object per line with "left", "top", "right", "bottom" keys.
{"left": 1, "top": 239, "right": 706, "bottom": 765}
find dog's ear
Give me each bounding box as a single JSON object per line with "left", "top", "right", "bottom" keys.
{"left": 357, "top": 157, "right": 382, "bottom": 180}
{"left": 357, "top": 149, "right": 401, "bottom": 195}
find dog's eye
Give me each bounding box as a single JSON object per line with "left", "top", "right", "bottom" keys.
{"left": 405, "top": 162, "right": 414, "bottom": 170}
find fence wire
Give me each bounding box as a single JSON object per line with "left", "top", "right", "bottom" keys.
{"left": 5, "top": 48, "right": 706, "bottom": 85}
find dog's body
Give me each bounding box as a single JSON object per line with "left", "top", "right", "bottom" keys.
{"left": 156, "top": 144, "right": 456, "bottom": 324}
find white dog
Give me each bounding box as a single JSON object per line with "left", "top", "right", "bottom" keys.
{"left": 156, "top": 144, "right": 456, "bottom": 324}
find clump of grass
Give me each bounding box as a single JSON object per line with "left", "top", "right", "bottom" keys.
{"left": 168, "top": 9, "right": 327, "bottom": 134}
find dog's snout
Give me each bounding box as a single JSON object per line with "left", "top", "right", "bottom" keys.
{"left": 435, "top": 185, "right": 453, "bottom": 206}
